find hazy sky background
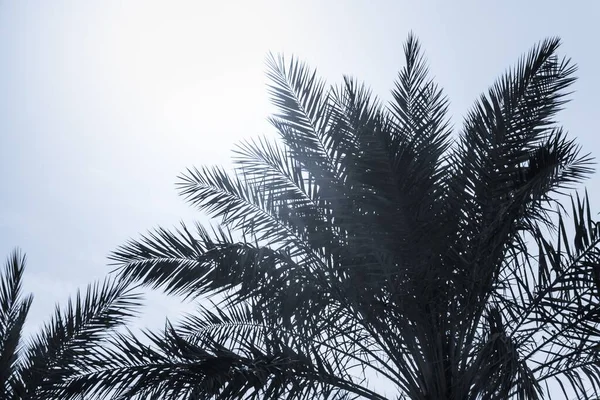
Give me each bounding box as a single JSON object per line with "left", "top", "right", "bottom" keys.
{"left": 0, "top": 0, "right": 598, "bottom": 396}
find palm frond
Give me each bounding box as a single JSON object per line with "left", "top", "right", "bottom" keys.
{"left": 0, "top": 249, "right": 33, "bottom": 398}
{"left": 265, "top": 53, "right": 335, "bottom": 180}
{"left": 110, "top": 222, "right": 331, "bottom": 305}
{"left": 265, "top": 53, "right": 355, "bottom": 243}
{"left": 177, "top": 165, "right": 328, "bottom": 263}
{"left": 232, "top": 135, "right": 340, "bottom": 255}
{"left": 12, "top": 277, "right": 142, "bottom": 399}
{"left": 390, "top": 32, "right": 451, "bottom": 178}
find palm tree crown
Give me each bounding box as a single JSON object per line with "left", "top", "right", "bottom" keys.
{"left": 63, "top": 35, "right": 599, "bottom": 399}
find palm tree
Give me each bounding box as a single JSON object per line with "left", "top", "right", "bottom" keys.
{"left": 0, "top": 248, "right": 142, "bottom": 399}
{"left": 63, "top": 35, "right": 600, "bottom": 399}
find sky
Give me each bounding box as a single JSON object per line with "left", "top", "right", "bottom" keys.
{"left": 0, "top": 0, "right": 599, "bottom": 397}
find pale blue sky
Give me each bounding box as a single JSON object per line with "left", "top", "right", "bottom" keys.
{"left": 0, "top": 0, "right": 598, "bottom": 396}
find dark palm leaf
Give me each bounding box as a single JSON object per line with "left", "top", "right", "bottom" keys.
{"left": 0, "top": 250, "right": 32, "bottom": 398}
{"left": 14, "top": 278, "right": 142, "bottom": 399}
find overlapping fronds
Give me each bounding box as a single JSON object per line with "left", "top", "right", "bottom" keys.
{"left": 59, "top": 299, "right": 391, "bottom": 400}
{"left": 82, "top": 35, "right": 600, "bottom": 399}
{"left": 0, "top": 249, "right": 143, "bottom": 399}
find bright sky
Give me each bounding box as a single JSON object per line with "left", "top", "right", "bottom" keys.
{"left": 1, "top": 0, "right": 598, "bottom": 397}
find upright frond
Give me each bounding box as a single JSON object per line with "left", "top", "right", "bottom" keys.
{"left": 0, "top": 249, "right": 32, "bottom": 398}
{"left": 390, "top": 32, "right": 451, "bottom": 162}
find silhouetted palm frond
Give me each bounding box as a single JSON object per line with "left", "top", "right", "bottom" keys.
{"left": 0, "top": 249, "right": 32, "bottom": 399}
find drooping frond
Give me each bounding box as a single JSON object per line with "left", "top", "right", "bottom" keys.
{"left": 111, "top": 222, "right": 328, "bottom": 302}
{"left": 61, "top": 299, "right": 393, "bottom": 400}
